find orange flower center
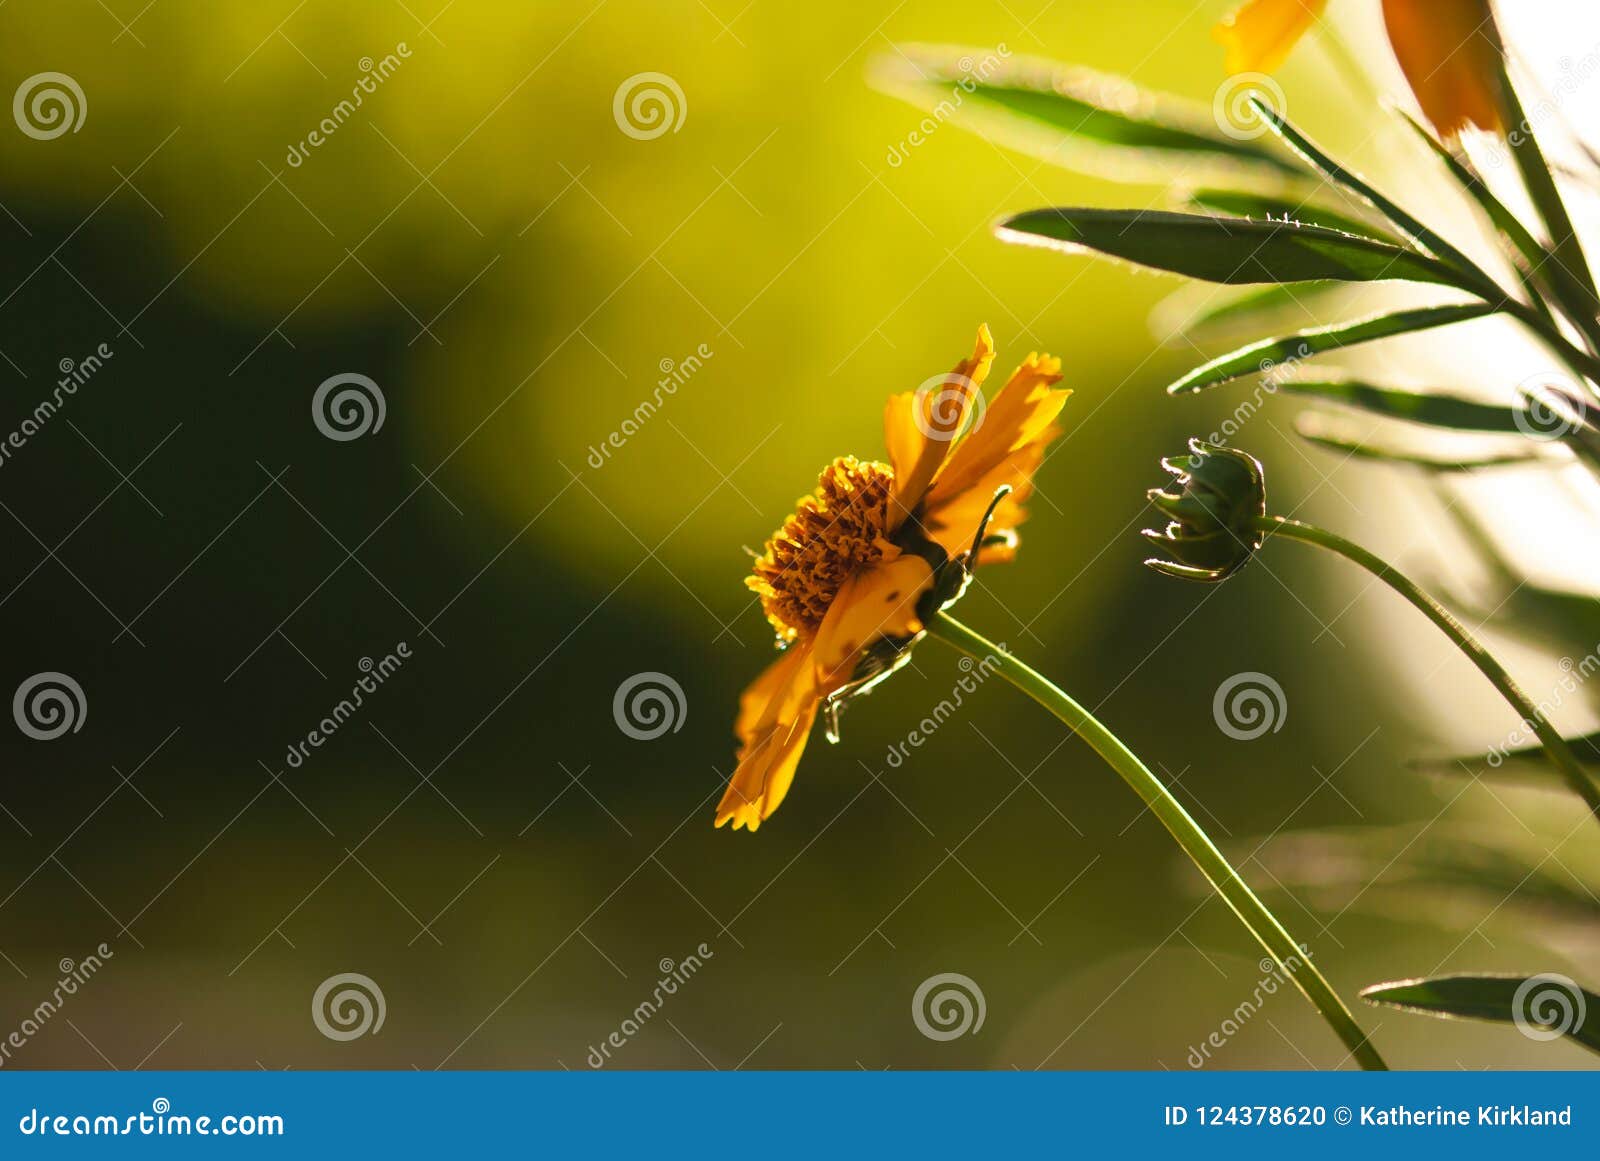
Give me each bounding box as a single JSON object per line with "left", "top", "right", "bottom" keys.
{"left": 747, "top": 456, "right": 897, "bottom": 644}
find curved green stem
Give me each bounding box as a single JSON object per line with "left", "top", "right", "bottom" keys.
{"left": 923, "top": 611, "right": 1387, "bottom": 1071}
{"left": 1255, "top": 515, "right": 1600, "bottom": 822}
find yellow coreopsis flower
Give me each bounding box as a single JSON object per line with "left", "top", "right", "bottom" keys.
{"left": 717, "top": 326, "right": 1069, "bottom": 831}
{"left": 1213, "top": 0, "right": 1507, "bottom": 138}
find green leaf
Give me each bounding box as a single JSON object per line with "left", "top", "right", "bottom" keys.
{"left": 1434, "top": 503, "right": 1600, "bottom": 654}
{"left": 1415, "top": 731, "right": 1600, "bottom": 786}
{"left": 1242, "top": 823, "right": 1600, "bottom": 921}
{"left": 1279, "top": 379, "right": 1526, "bottom": 433}
{"left": 1229, "top": 824, "right": 1600, "bottom": 954}
{"left": 997, "top": 208, "right": 1464, "bottom": 287}
{"left": 1151, "top": 282, "right": 1342, "bottom": 344}
{"left": 1245, "top": 97, "right": 1497, "bottom": 298}
{"left": 1294, "top": 411, "right": 1541, "bottom": 471}
{"left": 1165, "top": 303, "right": 1496, "bottom": 395}
{"left": 1497, "top": 72, "right": 1600, "bottom": 307}
{"left": 870, "top": 47, "right": 1303, "bottom": 182}
{"left": 1361, "top": 975, "right": 1600, "bottom": 1054}
{"left": 1184, "top": 188, "right": 1403, "bottom": 246}
{"left": 1397, "top": 110, "right": 1600, "bottom": 351}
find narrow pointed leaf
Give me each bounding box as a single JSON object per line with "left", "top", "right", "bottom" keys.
{"left": 1415, "top": 731, "right": 1600, "bottom": 785}
{"left": 1361, "top": 975, "right": 1600, "bottom": 1054}
{"left": 1246, "top": 97, "right": 1497, "bottom": 297}
{"left": 1398, "top": 110, "right": 1600, "bottom": 349}
{"left": 1245, "top": 824, "right": 1600, "bottom": 922}
{"left": 870, "top": 47, "right": 1302, "bottom": 182}
{"left": 1279, "top": 379, "right": 1526, "bottom": 433}
{"left": 1184, "top": 188, "right": 1403, "bottom": 245}
{"left": 1151, "top": 282, "right": 1341, "bottom": 344}
{"left": 1295, "top": 412, "right": 1541, "bottom": 470}
{"left": 997, "top": 209, "right": 1465, "bottom": 287}
{"left": 1435, "top": 503, "right": 1600, "bottom": 653}
{"left": 1498, "top": 72, "right": 1600, "bottom": 305}
{"left": 1166, "top": 303, "right": 1496, "bottom": 395}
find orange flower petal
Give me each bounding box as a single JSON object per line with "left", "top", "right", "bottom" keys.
{"left": 919, "top": 450, "right": 1043, "bottom": 560}
{"left": 1213, "top": 0, "right": 1326, "bottom": 74}
{"left": 733, "top": 640, "right": 812, "bottom": 747}
{"left": 884, "top": 324, "right": 995, "bottom": 532}
{"left": 718, "top": 642, "right": 821, "bottom": 832}
{"left": 811, "top": 554, "right": 935, "bottom": 686}
{"left": 928, "top": 353, "right": 1067, "bottom": 501}
{"left": 1381, "top": 0, "right": 1505, "bottom": 138}
{"left": 715, "top": 699, "right": 818, "bottom": 832}
{"left": 918, "top": 352, "right": 1068, "bottom": 555}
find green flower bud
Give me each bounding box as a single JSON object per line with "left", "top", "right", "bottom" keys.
{"left": 1142, "top": 440, "right": 1267, "bottom": 581}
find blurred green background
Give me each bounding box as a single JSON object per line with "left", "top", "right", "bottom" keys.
{"left": 0, "top": 0, "right": 1595, "bottom": 1070}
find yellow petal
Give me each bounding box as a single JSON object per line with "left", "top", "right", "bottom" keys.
{"left": 1213, "top": 0, "right": 1326, "bottom": 74}
{"left": 919, "top": 352, "right": 1068, "bottom": 557}
{"left": 1381, "top": 0, "right": 1505, "bottom": 138}
{"left": 811, "top": 555, "right": 935, "bottom": 686}
{"left": 718, "top": 642, "right": 820, "bottom": 831}
{"left": 884, "top": 325, "right": 995, "bottom": 532}
{"left": 716, "top": 699, "right": 818, "bottom": 832}
{"left": 919, "top": 457, "right": 1041, "bottom": 559}
{"left": 734, "top": 642, "right": 812, "bottom": 746}
{"left": 929, "top": 352, "right": 1067, "bottom": 502}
